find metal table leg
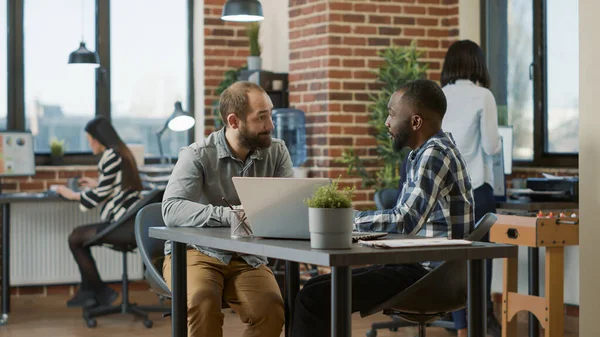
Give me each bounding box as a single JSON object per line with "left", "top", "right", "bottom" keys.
{"left": 172, "top": 242, "right": 187, "bottom": 337}
{"left": 468, "top": 259, "right": 486, "bottom": 337}
{"left": 1, "top": 204, "right": 11, "bottom": 326}
{"left": 331, "top": 266, "right": 351, "bottom": 337}
{"left": 284, "top": 261, "right": 299, "bottom": 337}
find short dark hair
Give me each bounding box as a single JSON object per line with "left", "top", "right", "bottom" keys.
{"left": 219, "top": 81, "right": 266, "bottom": 125}
{"left": 397, "top": 79, "right": 447, "bottom": 119}
{"left": 440, "top": 40, "right": 490, "bottom": 88}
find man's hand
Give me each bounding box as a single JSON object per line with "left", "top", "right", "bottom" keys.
{"left": 78, "top": 177, "right": 98, "bottom": 189}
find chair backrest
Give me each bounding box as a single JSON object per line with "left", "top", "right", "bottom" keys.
{"left": 374, "top": 188, "right": 399, "bottom": 210}
{"left": 134, "top": 202, "right": 171, "bottom": 297}
{"left": 83, "top": 189, "right": 164, "bottom": 248}
{"left": 360, "top": 212, "right": 497, "bottom": 318}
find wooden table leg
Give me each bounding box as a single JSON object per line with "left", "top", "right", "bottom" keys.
{"left": 545, "top": 247, "right": 564, "bottom": 337}
{"left": 502, "top": 257, "right": 518, "bottom": 337}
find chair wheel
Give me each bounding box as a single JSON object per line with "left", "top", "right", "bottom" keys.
{"left": 143, "top": 318, "right": 153, "bottom": 328}
{"left": 86, "top": 319, "right": 97, "bottom": 328}
{"left": 389, "top": 327, "right": 398, "bottom": 332}
{"left": 366, "top": 330, "right": 377, "bottom": 337}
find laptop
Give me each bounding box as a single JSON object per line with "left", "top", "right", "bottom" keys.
{"left": 232, "top": 177, "right": 388, "bottom": 241}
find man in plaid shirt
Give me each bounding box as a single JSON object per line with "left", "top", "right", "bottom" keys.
{"left": 291, "top": 79, "right": 475, "bottom": 337}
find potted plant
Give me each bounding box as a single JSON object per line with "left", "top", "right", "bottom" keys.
{"left": 49, "top": 138, "right": 65, "bottom": 166}
{"left": 305, "top": 179, "right": 356, "bottom": 249}
{"left": 245, "top": 22, "right": 261, "bottom": 70}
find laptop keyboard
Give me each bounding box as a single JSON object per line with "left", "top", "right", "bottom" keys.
{"left": 351, "top": 232, "right": 388, "bottom": 242}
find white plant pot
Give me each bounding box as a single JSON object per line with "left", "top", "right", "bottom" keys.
{"left": 247, "top": 56, "right": 262, "bottom": 70}
{"left": 308, "top": 208, "right": 354, "bottom": 249}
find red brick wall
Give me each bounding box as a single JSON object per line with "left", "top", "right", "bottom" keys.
{"left": 288, "top": 0, "right": 459, "bottom": 209}
{"left": 0, "top": 167, "right": 98, "bottom": 193}
{"left": 203, "top": 0, "right": 250, "bottom": 136}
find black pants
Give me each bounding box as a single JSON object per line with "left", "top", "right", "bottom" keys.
{"left": 291, "top": 263, "right": 429, "bottom": 337}
{"left": 68, "top": 221, "right": 134, "bottom": 292}
{"left": 451, "top": 183, "right": 496, "bottom": 329}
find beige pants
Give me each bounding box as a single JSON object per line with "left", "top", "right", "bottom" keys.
{"left": 163, "top": 249, "right": 284, "bottom": 337}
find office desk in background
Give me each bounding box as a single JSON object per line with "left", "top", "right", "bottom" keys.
{"left": 0, "top": 192, "right": 146, "bottom": 326}
{"left": 150, "top": 227, "right": 517, "bottom": 337}
{"left": 0, "top": 192, "right": 68, "bottom": 325}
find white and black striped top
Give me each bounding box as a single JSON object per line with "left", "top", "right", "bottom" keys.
{"left": 80, "top": 148, "right": 141, "bottom": 223}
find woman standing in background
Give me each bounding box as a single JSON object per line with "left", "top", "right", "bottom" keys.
{"left": 440, "top": 39, "right": 503, "bottom": 337}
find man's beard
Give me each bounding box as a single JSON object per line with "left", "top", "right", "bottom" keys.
{"left": 238, "top": 125, "right": 272, "bottom": 149}
{"left": 392, "top": 119, "right": 412, "bottom": 152}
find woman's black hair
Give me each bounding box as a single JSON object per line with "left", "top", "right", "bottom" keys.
{"left": 84, "top": 117, "right": 143, "bottom": 192}
{"left": 440, "top": 40, "right": 490, "bottom": 88}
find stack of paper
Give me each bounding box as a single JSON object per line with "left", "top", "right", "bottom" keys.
{"left": 358, "top": 238, "right": 473, "bottom": 249}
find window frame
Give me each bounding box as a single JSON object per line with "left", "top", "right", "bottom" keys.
{"left": 481, "top": 0, "right": 578, "bottom": 168}
{"left": 6, "top": 0, "right": 195, "bottom": 165}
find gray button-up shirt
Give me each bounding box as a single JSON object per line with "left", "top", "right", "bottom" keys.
{"left": 162, "top": 128, "right": 294, "bottom": 268}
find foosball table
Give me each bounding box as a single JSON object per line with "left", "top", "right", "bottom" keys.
{"left": 490, "top": 210, "right": 579, "bottom": 337}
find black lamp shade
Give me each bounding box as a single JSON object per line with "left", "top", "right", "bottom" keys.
{"left": 221, "top": 0, "right": 264, "bottom": 22}
{"left": 68, "top": 41, "right": 100, "bottom": 66}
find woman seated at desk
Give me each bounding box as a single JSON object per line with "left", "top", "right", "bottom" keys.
{"left": 55, "top": 117, "right": 143, "bottom": 308}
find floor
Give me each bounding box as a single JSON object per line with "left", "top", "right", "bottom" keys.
{"left": 0, "top": 291, "right": 579, "bottom": 337}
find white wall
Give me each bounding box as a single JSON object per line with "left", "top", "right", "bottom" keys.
{"left": 258, "top": 0, "right": 290, "bottom": 73}
{"left": 579, "top": 0, "right": 600, "bottom": 334}
{"left": 459, "top": 0, "right": 480, "bottom": 44}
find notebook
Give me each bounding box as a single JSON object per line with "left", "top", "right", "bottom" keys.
{"left": 358, "top": 238, "right": 473, "bottom": 249}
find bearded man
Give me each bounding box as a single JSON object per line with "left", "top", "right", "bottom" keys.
{"left": 161, "top": 81, "right": 293, "bottom": 337}
{"left": 290, "top": 79, "right": 475, "bottom": 337}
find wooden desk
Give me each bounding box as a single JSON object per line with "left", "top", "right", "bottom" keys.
{"left": 150, "top": 227, "right": 517, "bottom": 337}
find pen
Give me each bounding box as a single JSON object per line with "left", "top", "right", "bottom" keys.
{"left": 222, "top": 196, "right": 235, "bottom": 210}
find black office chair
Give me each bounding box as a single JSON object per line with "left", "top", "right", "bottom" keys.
{"left": 374, "top": 188, "right": 399, "bottom": 210}
{"left": 361, "top": 213, "right": 498, "bottom": 337}
{"left": 134, "top": 202, "right": 234, "bottom": 321}
{"left": 134, "top": 202, "right": 172, "bottom": 305}
{"left": 81, "top": 189, "right": 165, "bottom": 328}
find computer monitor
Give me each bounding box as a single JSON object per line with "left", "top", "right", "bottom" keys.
{"left": 498, "top": 125, "right": 513, "bottom": 175}
{"left": 493, "top": 137, "right": 507, "bottom": 201}
{"left": 0, "top": 131, "right": 36, "bottom": 177}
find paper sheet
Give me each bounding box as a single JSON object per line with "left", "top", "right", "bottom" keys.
{"left": 358, "top": 238, "right": 473, "bottom": 248}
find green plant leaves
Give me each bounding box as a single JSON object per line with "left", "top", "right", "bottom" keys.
{"left": 337, "top": 42, "right": 427, "bottom": 191}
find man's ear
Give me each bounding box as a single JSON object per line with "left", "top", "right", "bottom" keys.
{"left": 227, "top": 113, "right": 240, "bottom": 130}
{"left": 412, "top": 115, "right": 423, "bottom": 130}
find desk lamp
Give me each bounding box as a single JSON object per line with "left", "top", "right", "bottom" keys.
{"left": 156, "top": 101, "right": 195, "bottom": 164}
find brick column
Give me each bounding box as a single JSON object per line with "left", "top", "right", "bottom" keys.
{"left": 203, "top": 0, "right": 250, "bottom": 136}
{"left": 289, "top": 0, "right": 459, "bottom": 209}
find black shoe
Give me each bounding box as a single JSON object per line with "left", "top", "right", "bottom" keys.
{"left": 67, "top": 290, "right": 98, "bottom": 308}
{"left": 487, "top": 312, "right": 502, "bottom": 337}
{"left": 95, "top": 287, "right": 118, "bottom": 306}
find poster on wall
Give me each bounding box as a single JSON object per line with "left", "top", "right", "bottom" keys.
{"left": 0, "top": 132, "right": 36, "bottom": 177}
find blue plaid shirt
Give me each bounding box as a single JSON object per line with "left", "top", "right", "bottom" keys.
{"left": 355, "top": 131, "right": 474, "bottom": 243}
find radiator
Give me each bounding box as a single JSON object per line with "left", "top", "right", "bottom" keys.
{"left": 10, "top": 201, "right": 144, "bottom": 286}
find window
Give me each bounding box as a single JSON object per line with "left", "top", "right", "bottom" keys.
{"left": 24, "top": 0, "right": 96, "bottom": 153}
{"left": 484, "top": 0, "right": 578, "bottom": 167}
{"left": 111, "top": 0, "right": 189, "bottom": 159}
{"left": 507, "top": 0, "right": 534, "bottom": 160}
{"left": 546, "top": 0, "right": 579, "bottom": 154}
{"left": 0, "top": 0, "right": 7, "bottom": 129}
{"left": 5, "top": 0, "right": 194, "bottom": 163}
